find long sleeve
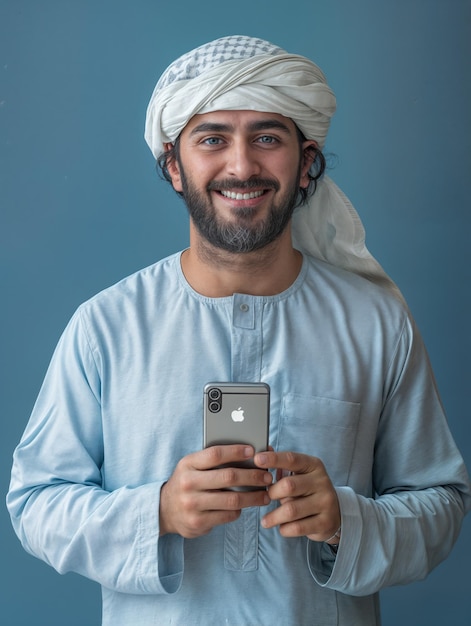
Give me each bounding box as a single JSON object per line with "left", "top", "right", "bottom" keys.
{"left": 6, "top": 310, "right": 184, "bottom": 595}
{"left": 6, "top": 254, "right": 471, "bottom": 625}
{"left": 308, "top": 314, "right": 471, "bottom": 596}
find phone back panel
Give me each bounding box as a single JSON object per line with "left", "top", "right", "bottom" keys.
{"left": 203, "top": 383, "right": 270, "bottom": 460}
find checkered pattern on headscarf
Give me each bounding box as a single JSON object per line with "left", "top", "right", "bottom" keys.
{"left": 155, "top": 35, "right": 285, "bottom": 91}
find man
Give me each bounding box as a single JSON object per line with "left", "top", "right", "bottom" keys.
{"left": 7, "top": 35, "right": 471, "bottom": 625}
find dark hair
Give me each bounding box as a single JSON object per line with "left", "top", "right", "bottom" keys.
{"left": 157, "top": 137, "right": 183, "bottom": 196}
{"left": 156, "top": 125, "right": 326, "bottom": 205}
{"left": 295, "top": 126, "right": 326, "bottom": 205}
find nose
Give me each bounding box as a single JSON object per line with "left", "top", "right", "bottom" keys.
{"left": 225, "top": 140, "right": 262, "bottom": 180}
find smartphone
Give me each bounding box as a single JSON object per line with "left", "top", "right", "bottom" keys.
{"left": 203, "top": 382, "right": 270, "bottom": 489}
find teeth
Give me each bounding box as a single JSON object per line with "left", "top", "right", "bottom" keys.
{"left": 220, "top": 190, "right": 264, "bottom": 200}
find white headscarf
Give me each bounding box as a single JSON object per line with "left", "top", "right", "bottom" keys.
{"left": 145, "top": 35, "right": 403, "bottom": 301}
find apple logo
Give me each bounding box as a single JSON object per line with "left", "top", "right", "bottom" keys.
{"left": 231, "top": 407, "right": 245, "bottom": 422}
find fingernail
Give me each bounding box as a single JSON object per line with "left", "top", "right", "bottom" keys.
{"left": 263, "top": 471, "right": 273, "bottom": 484}
{"left": 244, "top": 446, "right": 253, "bottom": 457}
{"left": 257, "top": 453, "right": 267, "bottom": 465}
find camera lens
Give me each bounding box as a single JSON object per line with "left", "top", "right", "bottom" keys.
{"left": 209, "top": 401, "right": 221, "bottom": 413}
{"left": 208, "top": 388, "right": 221, "bottom": 401}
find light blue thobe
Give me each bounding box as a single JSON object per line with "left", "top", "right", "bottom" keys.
{"left": 7, "top": 252, "right": 471, "bottom": 625}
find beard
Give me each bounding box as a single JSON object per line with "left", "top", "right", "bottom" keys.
{"left": 178, "top": 162, "right": 302, "bottom": 254}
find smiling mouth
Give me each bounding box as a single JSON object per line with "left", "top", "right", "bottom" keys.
{"left": 219, "top": 190, "right": 265, "bottom": 200}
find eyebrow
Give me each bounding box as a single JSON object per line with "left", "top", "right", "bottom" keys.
{"left": 189, "top": 118, "right": 293, "bottom": 136}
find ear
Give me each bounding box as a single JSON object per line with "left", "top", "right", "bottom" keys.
{"left": 299, "top": 140, "right": 318, "bottom": 189}
{"left": 163, "top": 142, "right": 183, "bottom": 193}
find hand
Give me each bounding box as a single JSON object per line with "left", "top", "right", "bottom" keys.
{"left": 254, "top": 450, "right": 340, "bottom": 543}
{"left": 159, "top": 445, "right": 272, "bottom": 539}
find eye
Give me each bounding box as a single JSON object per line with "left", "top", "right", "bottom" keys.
{"left": 203, "top": 137, "right": 223, "bottom": 145}
{"left": 256, "top": 135, "right": 278, "bottom": 145}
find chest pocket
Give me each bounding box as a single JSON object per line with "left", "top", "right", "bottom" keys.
{"left": 277, "top": 393, "right": 360, "bottom": 486}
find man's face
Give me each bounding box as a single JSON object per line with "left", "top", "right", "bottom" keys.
{"left": 166, "top": 110, "right": 315, "bottom": 253}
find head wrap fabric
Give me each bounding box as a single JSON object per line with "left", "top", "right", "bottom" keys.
{"left": 145, "top": 35, "right": 335, "bottom": 154}
{"left": 145, "top": 35, "right": 403, "bottom": 302}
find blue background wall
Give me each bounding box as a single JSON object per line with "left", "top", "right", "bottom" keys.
{"left": 1, "top": 1, "right": 470, "bottom": 623}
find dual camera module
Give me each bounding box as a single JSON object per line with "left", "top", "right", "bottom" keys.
{"left": 208, "top": 387, "right": 222, "bottom": 413}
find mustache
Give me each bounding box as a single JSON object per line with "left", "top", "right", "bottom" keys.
{"left": 207, "top": 178, "right": 280, "bottom": 192}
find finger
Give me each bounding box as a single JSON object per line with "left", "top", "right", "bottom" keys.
{"left": 254, "top": 450, "right": 324, "bottom": 475}
{"left": 199, "top": 465, "right": 273, "bottom": 491}
{"left": 279, "top": 516, "right": 340, "bottom": 542}
{"left": 264, "top": 514, "right": 329, "bottom": 540}
{"left": 261, "top": 492, "right": 315, "bottom": 527}
{"left": 199, "top": 487, "right": 271, "bottom": 512}
{"left": 181, "top": 492, "right": 275, "bottom": 539}
{"left": 267, "top": 471, "right": 321, "bottom": 501}
{"left": 261, "top": 499, "right": 337, "bottom": 539}
{"left": 191, "top": 445, "right": 255, "bottom": 471}
{"left": 261, "top": 487, "right": 340, "bottom": 539}
{"left": 180, "top": 489, "right": 270, "bottom": 539}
